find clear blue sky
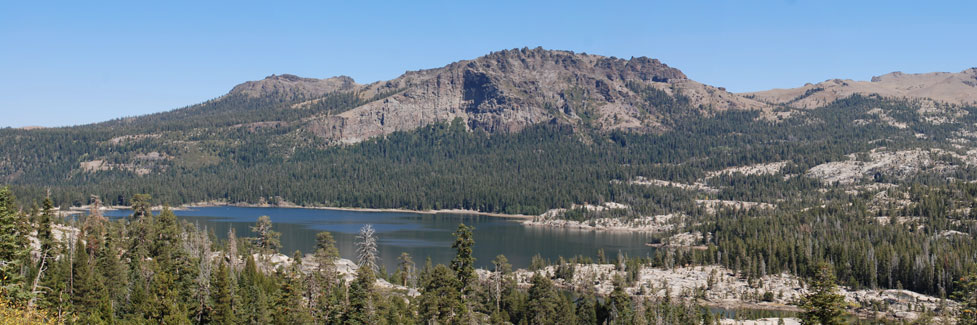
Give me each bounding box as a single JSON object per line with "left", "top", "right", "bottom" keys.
{"left": 1, "top": 1, "right": 974, "bottom": 127}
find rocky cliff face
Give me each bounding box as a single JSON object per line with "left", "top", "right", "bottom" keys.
{"left": 295, "top": 48, "right": 769, "bottom": 143}
{"left": 229, "top": 74, "right": 358, "bottom": 98}
{"left": 744, "top": 68, "right": 977, "bottom": 108}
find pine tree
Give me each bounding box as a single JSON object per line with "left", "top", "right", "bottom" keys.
{"left": 309, "top": 231, "right": 340, "bottom": 321}
{"left": 345, "top": 265, "right": 378, "bottom": 324}
{"left": 95, "top": 230, "right": 127, "bottom": 316}
{"left": 418, "top": 264, "right": 464, "bottom": 324}
{"left": 799, "top": 263, "right": 848, "bottom": 325}
{"left": 37, "top": 197, "right": 54, "bottom": 254}
{"left": 40, "top": 241, "right": 71, "bottom": 321}
{"left": 130, "top": 194, "right": 152, "bottom": 221}
{"left": 70, "top": 236, "right": 99, "bottom": 313}
{"left": 451, "top": 223, "right": 476, "bottom": 292}
{"left": 576, "top": 292, "right": 598, "bottom": 325}
{"left": 148, "top": 260, "right": 191, "bottom": 324}
{"left": 274, "top": 251, "right": 312, "bottom": 324}
{"left": 210, "top": 259, "right": 237, "bottom": 325}
{"left": 251, "top": 216, "right": 281, "bottom": 254}
{"left": 952, "top": 272, "right": 977, "bottom": 325}
{"left": 491, "top": 254, "right": 513, "bottom": 314}
{"left": 314, "top": 231, "right": 340, "bottom": 268}
{"left": 396, "top": 252, "right": 414, "bottom": 287}
{"left": 237, "top": 255, "right": 271, "bottom": 324}
{"left": 528, "top": 272, "right": 573, "bottom": 324}
{"left": 608, "top": 275, "right": 634, "bottom": 325}
{"left": 0, "top": 187, "right": 30, "bottom": 302}
{"left": 126, "top": 195, "right": 155, "bottom": 265}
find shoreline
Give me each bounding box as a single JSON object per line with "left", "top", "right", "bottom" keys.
{"left": 181, "top": 201, "right": 537, "bottom": 219}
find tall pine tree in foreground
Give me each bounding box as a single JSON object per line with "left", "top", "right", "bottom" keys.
{"left": 0, "top": 187, "right": 30, "bottom": 302}
{"left": 451, "top": 223, "right": 475, "bottom": 293}
{"left": 799, "top": 263, "right": 848, "bottom": 325}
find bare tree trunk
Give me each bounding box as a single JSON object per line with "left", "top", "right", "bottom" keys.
{"left": 495, "top": 264, "right": 501, "bottom": 313}
{"left": 28, "top": 250, "right": 48, "bottom": 309}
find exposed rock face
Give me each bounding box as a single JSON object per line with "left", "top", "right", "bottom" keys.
{"left": 745, "top": 68, "right": 977, "bottom": 108}
{"left": 300, "top": 48, "right": 769, "bottom": 143}
{"left": 805, "top": 149, "right": 958, "bottom": 185}
{"left": 229, "top": 74, "right": 358, "bottom": 98}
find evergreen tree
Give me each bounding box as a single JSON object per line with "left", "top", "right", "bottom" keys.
{"left": 274, "top": 251, "right": 312, "bottom": 324}
{"left": 210, "top": 259, "right": 237, "bottom": 325}
{"left": 37, "top": 197, "right": 54, "bottom": 254}
{"left": 314, "top": 231, "right": 340, "bottom": 267}
{"left": 148, "top": 260, "right": 191, "bottom": 324}
{"left": 310, "top": 231, "right": 340, "bottom": 321}
{"left": 237, "top": 255, "right": 272, "bottom": 324}
{"left": 250, "top": 216, "right": 281, "bottom": 254}
{"left": 153, "top": 207, "right": 196, "bottom": 304}
{"left": 345, "top": 265, "right": 378, "bottom": 324}
{"left": 70, "top": 235, "right": 105, "bottom": 318}
{"left": 451, "top": 223, "right": 476, "bottom": 292}
{"left": 130, "top": 194, "right": 152, "bottom": 220}
{"left": 491, "top": 254, "right": 513, "bottom": 314}
{"left": 0, "top": 187, "right": 29, "bottom": 302}
{"left": 576, "top": 292, "right": 598, "bottom": 325}
{"left": 94, "top": 230, "right": 127, "bottom": 317}
{"left": 418, "top": 264, "right": 464, "bottom": 324}
{"left": 607, "top": 276, "right": 634, "bottom": 325}
{"left": 39, "top": 241, "right": 71, "bottom": 321}
{"left": 396, "top": 252, "right": 414, "bottom": 287}
{"left": 125, "top": 195, "right": 155, "bottom": 266}
{"left": 125, "top": 258, "right": 155, "bottom": 320}
{"left": 799, "top": 263, "right": 848, "bottom": 325}
{"left": 527, "top": 272, "right": 574, "bottom": 324}
{"left": 953, "top": 272, "right": 977, "bottom": 325}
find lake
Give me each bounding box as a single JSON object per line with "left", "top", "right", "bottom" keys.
{"left": 101, "top": 206, "right": 656, "bottom": 271}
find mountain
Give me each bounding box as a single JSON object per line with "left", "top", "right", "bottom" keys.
{"left": 2, "top": 48, "right": 977, "bottom": 219}
{"left": 301, "top": 48, "right": 768, "bottom": 143}
{"left": 229, "top": 74, "right": 358, "bottom": 98}
{"left": 87, "top": 48, "right": 768, "bottom": 144}
{"left": 744, "top": 68, "right": 977, "bottom": 108}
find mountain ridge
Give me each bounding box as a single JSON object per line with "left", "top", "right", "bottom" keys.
{"left": 199, "top": 47, "right": 773, "bottom": 143}
{"left": 744, "top": 68, "right": 977, "bottom": 108}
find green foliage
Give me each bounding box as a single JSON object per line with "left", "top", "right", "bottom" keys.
{"left": 0, "top": 187, "right": 30, "bottom": 302}
{"left": 607, "top": 276, "right": 634, "bottom": 324}
{"left": 953, "top": 271, "right": 977, "bottom": 325}
{"left": 237, "top": 255, "right": 272, "bottom": 324}
{"left": 314, "top": 231, "right": 340, "bottom": 266}
{"left": 527, "top": 272, "right": 576, "bottom": 324}
{"left": 209, "top": 260, "right": 237, "bottom": 324}
{"left": 799, "top": 264, "right": 848, "bottom": 325}
{"left": 450, "top": 223, "right": 476, "bottom": 292}
{"left": 395, "top": 252, "right": 414, "bottom": 288}
{"left": 418, "top": 264, "right": 464, "bottom": 324}
{"left": 345, "top": 265, "right": 378, "bottom": 324}
{"left": 250, "top": 215, "right": 281, "bottom": 254}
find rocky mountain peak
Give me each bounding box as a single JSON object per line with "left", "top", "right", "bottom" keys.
{"left": 305, "top": 48, "right": 765, "bottom": 143}
{"left": 229, "top": 74, "right": 357, "bottom": 98}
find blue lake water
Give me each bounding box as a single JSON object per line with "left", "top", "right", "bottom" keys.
{"left": 102, "top": 206, "right": 656, "bottom": 271}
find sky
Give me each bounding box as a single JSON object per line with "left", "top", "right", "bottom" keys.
{"left": 1, "top": 1, "right": 975, "bottom": 128}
